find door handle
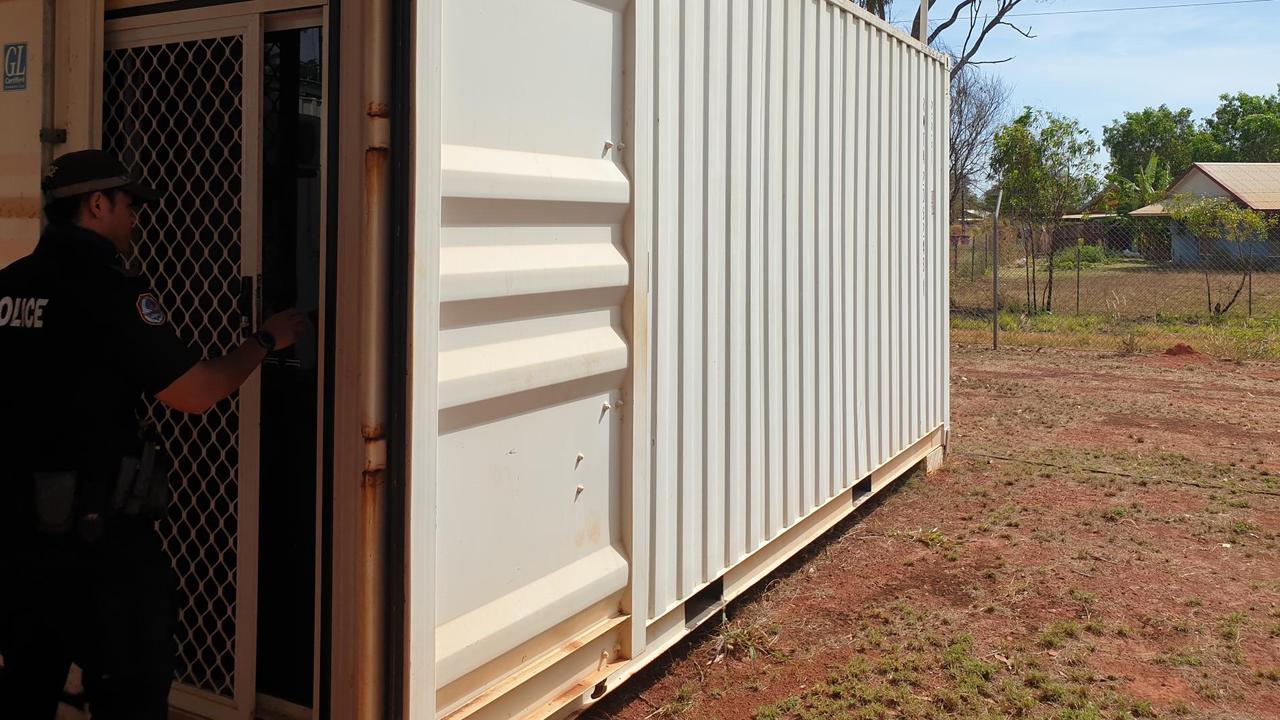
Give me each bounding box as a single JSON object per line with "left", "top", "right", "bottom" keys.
{"left": 239, "top": 275, "right": 257, "bottom": 333}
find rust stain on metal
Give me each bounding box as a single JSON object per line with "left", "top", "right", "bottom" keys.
{"left": 363, "top": 436, "right": 388, "bottom": 477}
{"left": 362, "top": 416, "right": 387, "bottom": 488}
{"left": 366, "top": 102, "right": 390, "bottom": 118}
{"left": 364, "top": 146, "right": 390, "bottom": 173}
{"left": 361, "top": 469, "right": 385, "bottom": 488}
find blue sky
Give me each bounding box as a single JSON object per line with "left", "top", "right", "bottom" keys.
{"left": 890, "top": 0, "right": 1280, "bottom": 170}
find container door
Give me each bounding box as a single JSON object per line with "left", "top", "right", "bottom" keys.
{"left": 434, "top": 0, "right": 632, "bottom": 700}
{"left": 104, "top": 15, "right": 263, "bottom": 720}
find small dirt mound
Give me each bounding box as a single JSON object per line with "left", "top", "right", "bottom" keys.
{"left": 1164, "top": 343, "right": 1198, "bottom": 357}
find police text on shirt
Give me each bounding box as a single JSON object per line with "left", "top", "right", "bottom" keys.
{"left": 0, "top": 296, "right": 50, "bottom": 328}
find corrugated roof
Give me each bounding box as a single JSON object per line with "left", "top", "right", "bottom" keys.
{"left": 1189, "top": 163, "right": 1280, "bottom": 210}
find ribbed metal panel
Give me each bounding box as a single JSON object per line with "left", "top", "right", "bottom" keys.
{"left": 647, "top": 0, "right": 949, "bottom": 620}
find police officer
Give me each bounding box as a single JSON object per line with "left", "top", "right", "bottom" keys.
{"left": 0, "top": 149, "right": 308, "bottom": 718}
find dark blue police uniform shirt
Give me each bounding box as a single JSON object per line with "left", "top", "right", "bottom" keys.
{"left": 0, "top": 222, "right": 201, "bottom": 540}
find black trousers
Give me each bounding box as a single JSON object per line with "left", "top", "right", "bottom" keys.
{"left": 0, "top": 526, "right": 176, "bottom": 719}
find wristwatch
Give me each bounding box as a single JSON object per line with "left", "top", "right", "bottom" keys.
{"left": 251, "top": 329, "right": 277, "bottom": 352}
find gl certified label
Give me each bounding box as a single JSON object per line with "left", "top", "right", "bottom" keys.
{"left": 4, "top": 43, "right": 27, "bottom": 91}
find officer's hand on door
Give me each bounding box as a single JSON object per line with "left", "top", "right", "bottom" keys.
{"left": 155, "top": 308, "right": 311, "bottom": 414}
{"left": 261, "top": 308, "right": 309, "bottom": 351}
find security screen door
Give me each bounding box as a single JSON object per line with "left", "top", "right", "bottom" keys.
{"left": 104, "top": 13, "right": 265, "bottom": 720}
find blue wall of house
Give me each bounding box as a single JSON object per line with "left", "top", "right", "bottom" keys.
{"left": 1170, "top": 222, "right": 1272, "bottom": 266}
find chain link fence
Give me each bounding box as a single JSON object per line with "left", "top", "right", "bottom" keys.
{"left": 949, "top": 213, "right": 1280, "bottom": 358}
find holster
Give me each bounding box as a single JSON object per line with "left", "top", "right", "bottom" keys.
{"left": 111, "top": 441, "right": 173, "bottom": 520}
{"left": 31, "top": 443, "right": 172, "bottom": 541}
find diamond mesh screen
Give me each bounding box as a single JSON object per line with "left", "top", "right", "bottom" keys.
{"left": 103, "top": 35, "right": 246, "bottom": 698}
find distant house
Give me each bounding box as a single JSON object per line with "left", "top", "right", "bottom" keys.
{"left": 951, "top": 208, "right": 990, "bottom": 248}
{"left": 1057, "top": 186, "right": 1126, "bottom": 251}
{"left": 1131, "top": 163, "right": 1280, "bottom": 267}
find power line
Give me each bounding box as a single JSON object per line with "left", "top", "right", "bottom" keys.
{"left": 940, "top": 0, "right": 1278, "bottom": 22}
{"left": 926, "top": 0, "right": 1274, "bottom": 26}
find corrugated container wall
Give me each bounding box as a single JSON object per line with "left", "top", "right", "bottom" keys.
{"left": 645, "top": 0, "right": 950, "bottom": 622}
{"left": 409, "top": 0, "right": 950, "bottom": 718}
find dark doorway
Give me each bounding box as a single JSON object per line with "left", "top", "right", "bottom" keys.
{"left": 256, "top": 21, "right": 323, "bottom": 712}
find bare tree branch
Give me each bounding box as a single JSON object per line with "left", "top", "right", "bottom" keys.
{"left": 949, "top": 64, "right": 1012, "bottom": 216}
{"left": 953, "top": 0, "right": 1027, "bottom": 77}
{"left": 860, "top": 0, "right": 1034, "bottom": 81}
{"left": 1000, "top": 21, "right": 1036, "bottom": 40}
{"left": 929, "top": 0, "right": 976, "bottom": 43}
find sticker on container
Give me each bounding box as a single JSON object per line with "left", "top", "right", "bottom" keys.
{"left": 3, "top": 43, "right": 27, "bottom": 92}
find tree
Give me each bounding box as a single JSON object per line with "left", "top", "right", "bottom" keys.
{"left": 1105, "top": 153, "right": 1173, "bottom": 260}
{"left": 857, "top": 0, "right": 1036, "bottom": 79}
{"left": 991, "top": 108, "right": 1100, "bottom": 313}
{"left": 855, "top": 0, "right": 892, "bottom": 16}
{"left": 1106, "top": 153, "right": 1172, "bottom": 215}
{"left": 1104, "top": 88, "right": 1280, "bottom": 178}
{"left": 1205, "top": 87, "right": 1280, "bottom": 161}
{"left": 1102, "top": 105, "right": 1214, "bottom": 179}
{"left": 950, "top": 64, "right": 1011, "bottom": 219}
{"left": 1167, "top": 195, "right": 1276, "bottom": 316}
{"left": 1237, "top": 112, "right": 1280, "bottom": 163}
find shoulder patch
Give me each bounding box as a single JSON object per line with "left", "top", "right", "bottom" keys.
{"left": 136, "top": 293, "right": 167, "bottom": 326}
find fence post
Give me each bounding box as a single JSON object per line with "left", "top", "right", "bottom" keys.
{"left": 1075, "top": 241, "right": 1081, "bottom": 315}
{"left": 993, "top": 188, "right": 1003, "bottom": 350}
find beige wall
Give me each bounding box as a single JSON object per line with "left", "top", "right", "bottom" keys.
{"left": 1174, "top": 169, "right": 1233, "bottom": 200}
{"left": 0, "top": 0, "right": 102, "bottom": 268}
{"left": 0, "top": 0, "right": 45, "bottom": 266}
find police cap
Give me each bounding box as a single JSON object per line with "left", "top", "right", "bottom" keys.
{"left": 42, "top": 149, "right": 160, "bottom": 205}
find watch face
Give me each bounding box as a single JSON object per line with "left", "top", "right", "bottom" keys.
{"left": 258, "top": 330, "right": 276, "bottom": 349}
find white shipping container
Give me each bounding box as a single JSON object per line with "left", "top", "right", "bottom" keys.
{"left": 411, "top": 1, "right": 949, "bottom": 718}
{"left": 0, "top": 0, "right": 947, "bottom": 717}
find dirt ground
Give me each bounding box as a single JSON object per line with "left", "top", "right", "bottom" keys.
{"left": 588, "top": 344, "right": 1280, "bottom": 720}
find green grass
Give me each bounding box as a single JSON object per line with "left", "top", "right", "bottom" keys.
{"left": 751, "top": 606, "right": 1155, "bottom": 720}
{"left": 1103, "top": 506, "right": 1128, "bottom": 523}
{"left": 711, "top": 618, "right": 786, "bottom": 663}
{"left": 660, "top": 682, "right": 698, "bottom": 717}
{"left": 1038, "top": 620, "right": 1082, "bottom": 649}
{"left": 1068, "top": 588, "right": 1097, "bottom": 607}
{"left": 951, "top": 310, "right": 1280, "bottom": 361}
